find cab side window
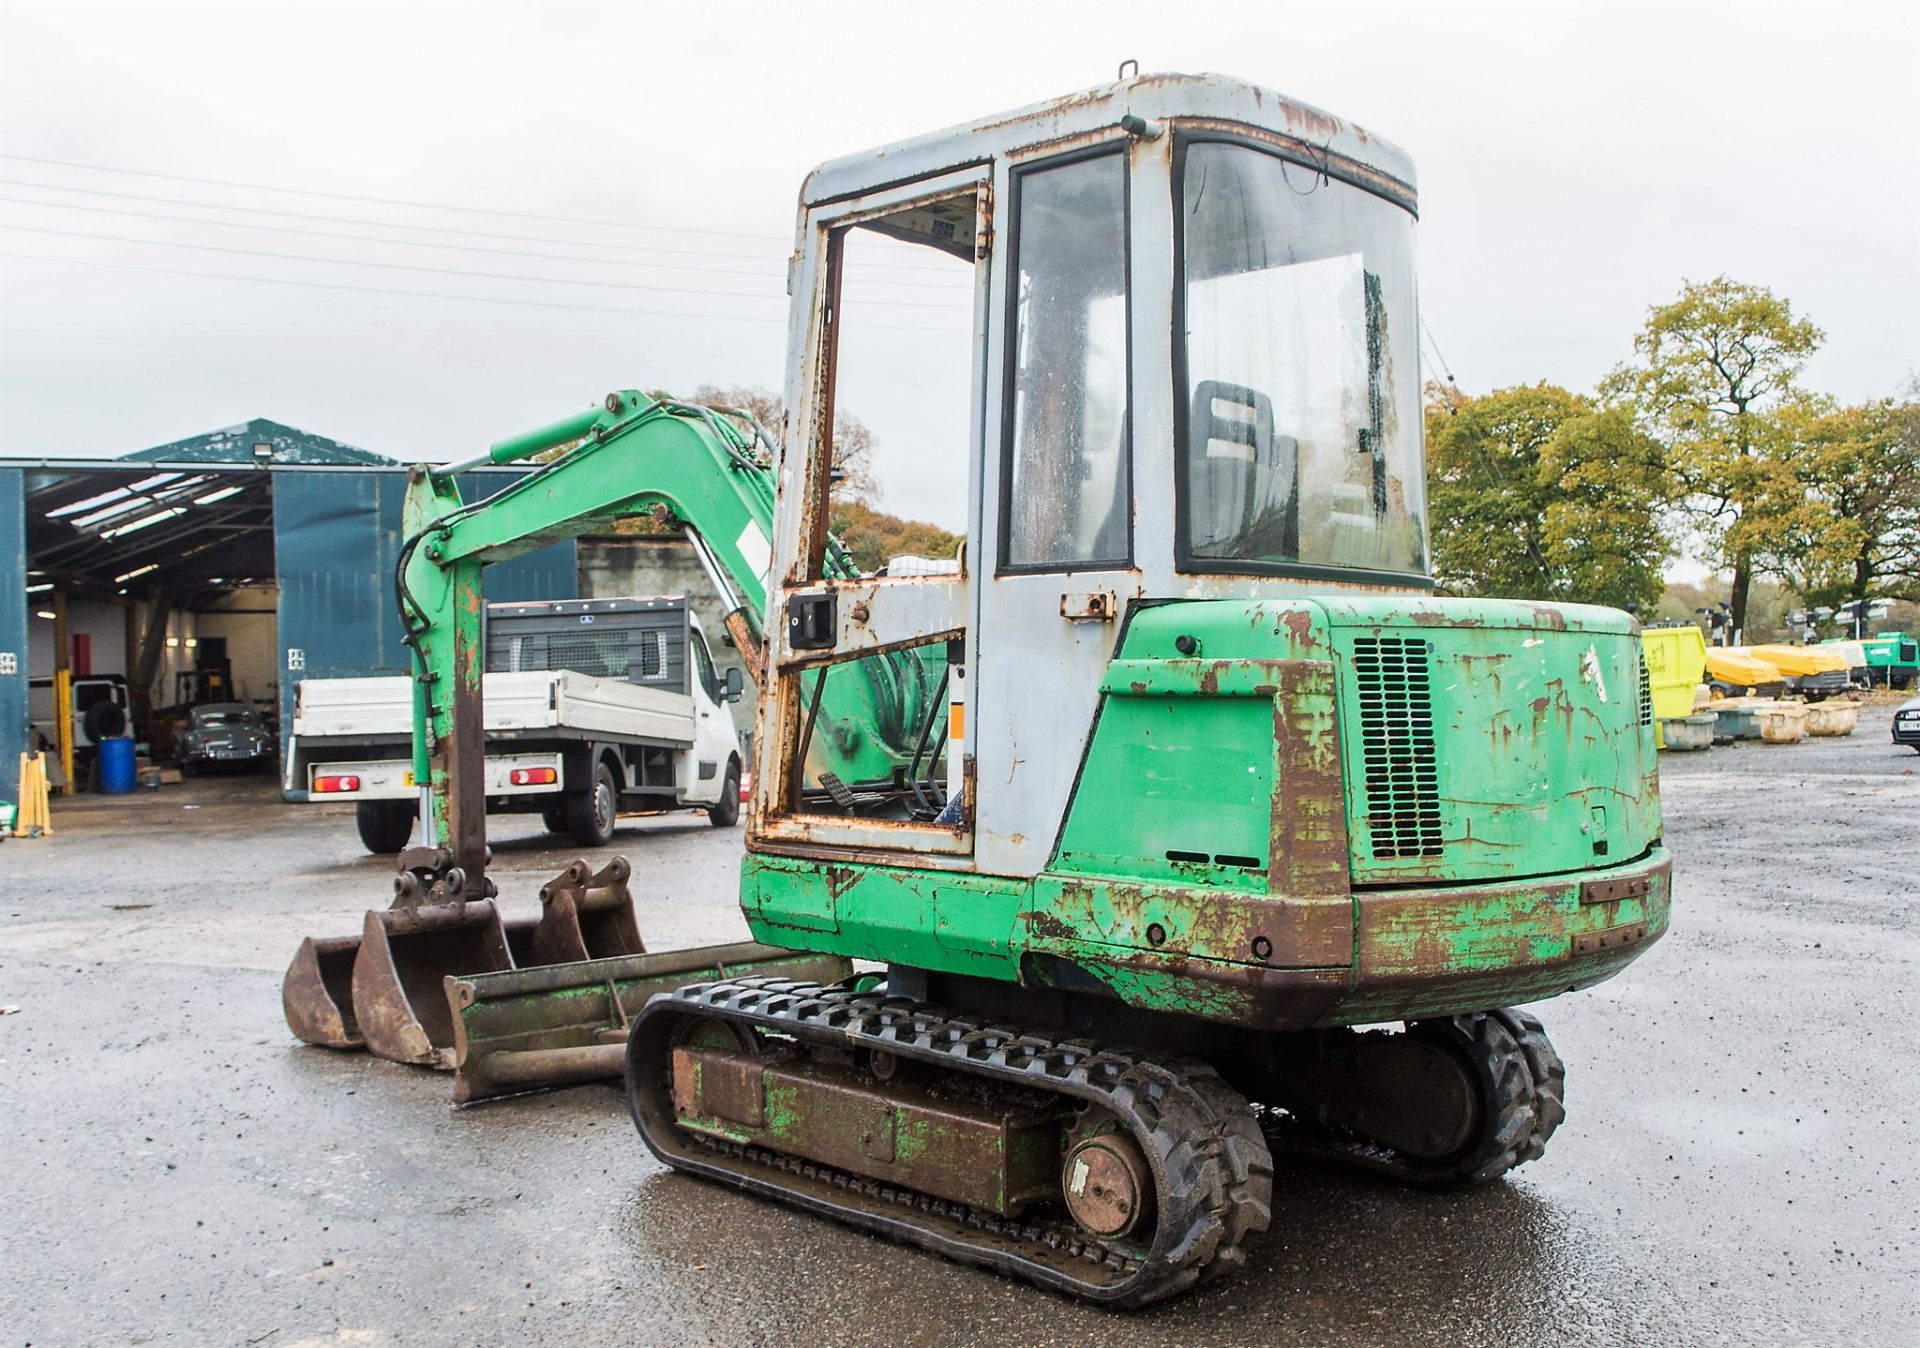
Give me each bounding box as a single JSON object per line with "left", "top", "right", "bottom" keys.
{"left": 1000, "top": 148, "right": 1132, "bottom": 571}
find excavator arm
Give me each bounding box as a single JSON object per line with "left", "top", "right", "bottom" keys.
{"left": 395, "top": 390, "right": 779, "bottom": 888}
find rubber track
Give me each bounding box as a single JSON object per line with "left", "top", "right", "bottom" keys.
{"left": 1492, "top": 1007, "right": 1566, "bottom": 1162}
{"left": 1263, "top": 1009, "right": 1560, "bottom": 1188}
{"left": 625, "top": 978, "right": 1273, "bottom": 1307}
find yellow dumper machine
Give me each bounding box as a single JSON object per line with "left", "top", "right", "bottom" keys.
{"left": 1641, "top": 625, "right": 1715, "bottom": 751}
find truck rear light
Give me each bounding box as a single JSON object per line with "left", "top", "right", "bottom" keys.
{"left": 313, "top": 774, "right": 361, "bottom": 793}
{"left": 510, "top": 767, "right": 558, "bottom": 786}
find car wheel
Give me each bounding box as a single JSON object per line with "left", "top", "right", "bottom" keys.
{"left": 707, "top": 759, "right": 741, "bottom": 828}
{"left": 568, "top": 760, "right": 618, "bottom": 848}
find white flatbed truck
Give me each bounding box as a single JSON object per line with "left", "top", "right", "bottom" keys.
{"left": 284, "top": 596, "right": 745, "bottom": 852}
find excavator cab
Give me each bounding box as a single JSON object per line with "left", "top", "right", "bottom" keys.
{"left": 283, "top": 73, "right": 1670, "bottom": 1309}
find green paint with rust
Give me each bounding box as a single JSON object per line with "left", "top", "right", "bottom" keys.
{"left": 745, "top": 593, "right": 1669, "bottom": 1029}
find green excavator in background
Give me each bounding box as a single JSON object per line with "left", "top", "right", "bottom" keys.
{"left": 285, "top": 73, "right": 1671, "bottom": 1307}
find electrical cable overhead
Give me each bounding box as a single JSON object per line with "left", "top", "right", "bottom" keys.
{"left": 0, "top": 150, "right": 792, "bottom": 241}
{"left": 1420, "top": 313, "right": 1456, "bottom": 382}
{"left": 0, "top": 177, "right": 970, "bottom": 275}
{"left": 0, "top": 221, "right": 973, "bottom": 310}
{"left": 0, "top": 195, "right": 972, "bottom": 290}
{"left": 0, "top": 249, "right": 973, "bottom": 335}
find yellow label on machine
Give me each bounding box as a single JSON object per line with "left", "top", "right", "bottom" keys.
{"left": 948, "top": 703, "right": 964, "bottom": 742}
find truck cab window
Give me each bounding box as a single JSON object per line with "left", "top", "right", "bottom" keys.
{"left": 691, "top": 631, "right": 717, "bottom": 700}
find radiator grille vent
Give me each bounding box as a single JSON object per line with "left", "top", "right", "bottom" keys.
{"left": 1353, "top": 636, "right": 1441, "bottom": 859}
{"left": 1638, "top": 650, "right": 1653, "bottom": 727}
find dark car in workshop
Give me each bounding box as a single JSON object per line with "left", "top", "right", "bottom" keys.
{"left": 1895, "top": 696, "right": 1920, "bottom": 753}
{"left": 176, "top": 703, "right": 273, "bottom": 774}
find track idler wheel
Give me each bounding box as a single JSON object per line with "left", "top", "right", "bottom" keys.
{"left": 1264, "top": 1008, "right": 1566, "bottom": 1188}
{"left": 1062, "top": 1109, "right": 1155, "bottom": 1241}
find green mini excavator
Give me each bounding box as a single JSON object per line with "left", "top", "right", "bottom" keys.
{"left": 286, "top": 73, "right": 1671, "bottom": 1307}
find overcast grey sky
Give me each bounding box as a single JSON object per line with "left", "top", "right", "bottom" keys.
{"left": 2, "top": 0, "right": 1915, "bottom": 535}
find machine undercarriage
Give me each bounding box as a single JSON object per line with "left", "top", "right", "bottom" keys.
{"left": 627, "top": 974, "right": 1565, "bottom": 1306}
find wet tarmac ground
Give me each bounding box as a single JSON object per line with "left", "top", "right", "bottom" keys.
{"left": 2, "top": 709, "right": 1916, "bottom": 1346}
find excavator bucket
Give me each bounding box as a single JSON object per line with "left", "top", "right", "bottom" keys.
{"left": 283, "top": 854, "right": 655, "bottom": 1070}
{"left": 525, "top": 857, "right": 645, "bottom": 965}
{"left": 282, "top": 935, "right": 364, "bottom": 1050}
{"left": 446, "top": 943, "right": 855, "bottom": 1103}
{"left": 352, "top": 897, "right": 515, "bottom": 1068}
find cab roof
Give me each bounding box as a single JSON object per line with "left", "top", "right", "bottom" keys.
{"left": 800, "top": 71, "right": 1417, "bottom": 211}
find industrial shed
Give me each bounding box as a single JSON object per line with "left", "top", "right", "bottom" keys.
{"left": 0, "top": 419, "right": 577, "bottom": 806}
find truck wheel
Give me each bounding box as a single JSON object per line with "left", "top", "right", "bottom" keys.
{"left": 569, "top": 760, "right": 618, "bottom": 848}
{"left": 708, "top": 759, "right": 741, "bottom": 828}
{"left": 355, "top": 799, "right": 417, "bottom": 854}
{"left": 542, "top": 803, "right": 569, "bottom": 834}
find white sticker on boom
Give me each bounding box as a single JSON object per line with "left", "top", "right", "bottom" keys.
{"left": 735, "top": 522, "right": 772, "bottom": 585}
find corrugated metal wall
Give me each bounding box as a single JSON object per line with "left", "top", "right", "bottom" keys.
{"left": 273, "top": 468, "right": 576, "bottom": 795}
{"left": 0, "top": 469, "right": 26, "bottom": 807}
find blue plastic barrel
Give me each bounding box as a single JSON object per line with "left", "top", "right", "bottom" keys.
{"left": 98, "top": 736, "right": 138, "bottom": 794}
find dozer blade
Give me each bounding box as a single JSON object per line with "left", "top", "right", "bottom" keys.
{"left": 446, "top": 943, "right": 852, "bottom": 1104}
{"left": 353, "top": 899, "right": 515, "bottom": 1069}
{"left": 282, "top": 935, "right": 365, "bottom": 1050}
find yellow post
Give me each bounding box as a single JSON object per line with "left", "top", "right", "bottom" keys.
{"left": 52, "top": 667, "right": 74, "bottom": 796}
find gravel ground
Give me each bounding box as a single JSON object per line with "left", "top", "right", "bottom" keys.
{"left": 2, "top": 707, "right": 1915, "bottom": 1347}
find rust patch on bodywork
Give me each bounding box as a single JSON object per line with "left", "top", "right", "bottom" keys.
{"left": 1280, "top": 609, "right": 1320, "bottom": 648}
{"left": 1268, "top": 661, "right": 1351, "bottom": 937}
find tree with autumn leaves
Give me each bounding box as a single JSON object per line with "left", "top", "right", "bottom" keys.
{"left": 1426, "top": 381, "right": 1674, "bottom": 612}
{"left": 1431, "top": 277, "right": 1917, "bottom": 629}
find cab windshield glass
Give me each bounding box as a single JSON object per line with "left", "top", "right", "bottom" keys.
{"left": 1177, "top": 138, "right": 1427, "bottom": 578}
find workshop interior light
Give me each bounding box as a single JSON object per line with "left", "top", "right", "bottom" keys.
{"left": 25, "top": 582, "right": 52, "bottom": 594}
{"left": 253, "top": 442, "right": 273, "bottom": 462}
{"left": 114, "top": 563, "right": 159, "bottom": 583}
{"left": 35, "top": 609, "right": 56, "bottom": 620}
{"left": 166, "top": 636, "right": 180, "bottom": 648}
